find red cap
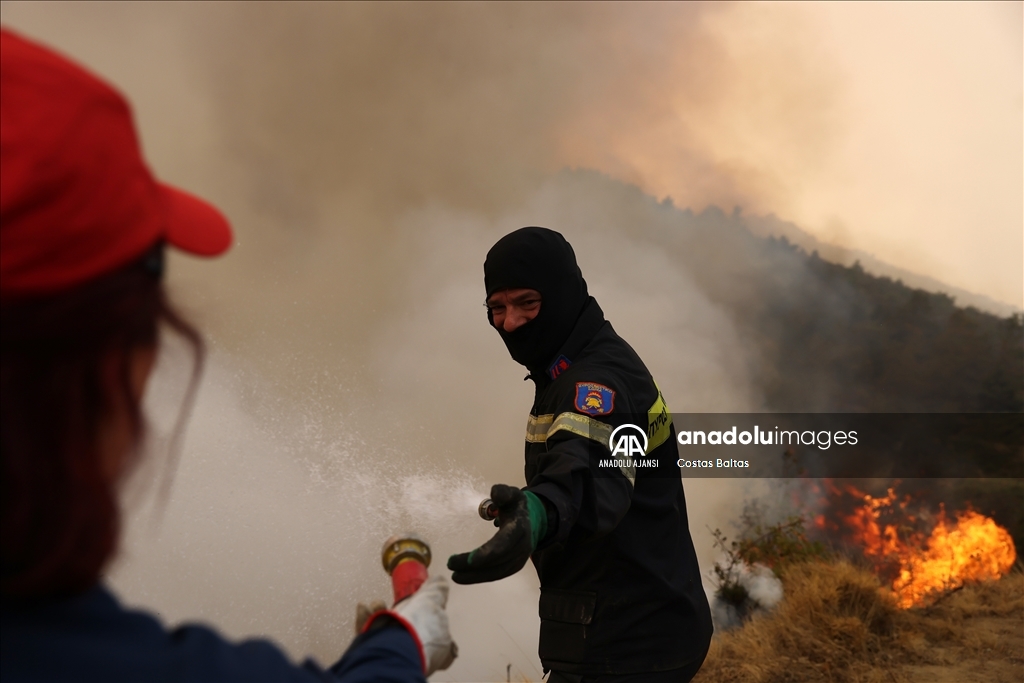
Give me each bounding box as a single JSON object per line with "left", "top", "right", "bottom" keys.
{"left": 0, "top": 28, "right": 232, "bottom": 300}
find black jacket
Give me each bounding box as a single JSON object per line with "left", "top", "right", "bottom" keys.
{"left": 523, "top": 298, "right": 713, "bottom": 675}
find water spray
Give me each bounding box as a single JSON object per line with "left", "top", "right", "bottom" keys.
{"left": 381, "top": 534, "right": 432, "bottom": 605}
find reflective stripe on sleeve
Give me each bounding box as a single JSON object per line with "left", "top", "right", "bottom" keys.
{"left": 525, "top": 412, "right": 613, "bottom": 446}
{"left": 547, "top": 412, "right": 613, "bottom": 446}
{"left": 526, "top": 412, "right": 633, "bottom": 485}
{"left": 526, "top": 414, "right": 554, "bottom": 443}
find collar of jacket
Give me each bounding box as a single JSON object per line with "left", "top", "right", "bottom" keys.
{"left": 527, "top": 296, "right": 607, "bottom": 387}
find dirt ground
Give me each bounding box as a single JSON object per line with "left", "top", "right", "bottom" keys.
{"left": 692, "top": 562, "right": 1024, "bottom": 683}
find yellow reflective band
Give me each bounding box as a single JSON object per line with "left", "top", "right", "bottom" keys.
{"left": 647, "top": 383, "right": 672, "bottom": 452}
{"left": 526, "top": 412, "right": 633, "bottom": 485}
{"left": 547, "top": 412, "right": 614, "bottom": 446}
{"left": 526, "top": 414, "right": 554, "bottom": 443}
{"left": 526, "top": 412, "right": 614, "bottom": 446}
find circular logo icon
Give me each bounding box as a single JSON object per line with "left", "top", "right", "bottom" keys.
{"left": 608, "top": 423, "right": 648, "bottom": 457}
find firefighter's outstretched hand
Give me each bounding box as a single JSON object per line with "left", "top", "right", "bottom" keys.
{"left": 447, "top": 484, "right": 548, "bottom": 584}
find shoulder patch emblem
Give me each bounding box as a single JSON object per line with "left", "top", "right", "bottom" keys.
{"left": 548, "top": 355, "right": 572, "bottom": 380}
{"left": 574, "top": 382, "right": 615, "bottom": 416}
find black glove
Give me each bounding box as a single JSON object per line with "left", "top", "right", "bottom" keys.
{"left": 447, "top": 484, "right": 548, "bottom": 584}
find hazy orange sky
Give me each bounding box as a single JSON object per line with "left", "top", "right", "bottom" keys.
{"left": 556, "top": 2, "right": 1022, "bottom": 309}
{"left": 807, "top": 2, "right": 1021, "bottom": 309}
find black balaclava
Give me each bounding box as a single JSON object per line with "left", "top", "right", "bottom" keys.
{"left": 484, "top": 227, "right": 589, "bottom": 372}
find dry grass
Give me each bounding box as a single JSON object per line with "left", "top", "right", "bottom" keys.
{"left": 693, "top": 560, "right": 1024, "bottom": 683}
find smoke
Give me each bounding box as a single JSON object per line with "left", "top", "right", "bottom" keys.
{"left": 0, "top": 2, "right": 850, "bottom": 383}
{"left": 0, "top": 2, "right": 922, "bottom": 680}
{"left": 709, "top": 560, "right": 785, "bottom": 632}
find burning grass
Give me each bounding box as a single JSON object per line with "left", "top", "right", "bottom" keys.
{"left": 699, "top": 494, "right": 1021, "bottom": 682}
{"left": 693, "top": 559, "right": 1024, "bottom": 683}
{"left": 826, "top": 484, "right": 1018, "bottom": 608}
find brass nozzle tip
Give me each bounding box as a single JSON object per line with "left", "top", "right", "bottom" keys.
{"left": 381, "top": 534, "right": 431, "bottom": 574}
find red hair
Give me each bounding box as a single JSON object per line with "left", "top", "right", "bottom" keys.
{"left": 1, "top": 248, "right": 202, "bottom": 603}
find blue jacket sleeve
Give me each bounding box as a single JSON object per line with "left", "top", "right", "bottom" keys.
{"left": 0, "top": 584, "right": 426, "bottom": 683}
{"left": 323, "top": 626, "right": 425, "bottom": 683}
{"left": 165, "top": 621, "right": 425, "bottom": 683}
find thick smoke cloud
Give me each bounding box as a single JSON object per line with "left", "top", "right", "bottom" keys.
{"left": 7, "top": 2, "right": 1000, "bottom": 680}
{"left": 0, "top": 2, "right": 845, "bottom": 388}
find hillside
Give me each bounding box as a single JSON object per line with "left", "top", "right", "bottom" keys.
{"left": 552, "top": 170, "right": 1023, "bottom": 550}
{"left": 557, "top": 170, "right": 1022, "bottom": 417}
{"left": 741, "top": 212, "right": 1021, "bottom": 320}
{"left": 651, "top": 202, "right": 1023, "bottom": 415}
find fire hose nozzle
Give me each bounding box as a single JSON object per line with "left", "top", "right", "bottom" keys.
{"left": 478, "top": 498, "right": 499, "bottom": 521}
{"left": 379, "top": 534, "right": 459, "bottom": 671}
{"left": 381, "top": 534, "right": 431, "bottom": 605}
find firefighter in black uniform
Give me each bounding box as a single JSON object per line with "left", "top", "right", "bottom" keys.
{"left": 448, "top": 227, "right": 713, "bottom": 682}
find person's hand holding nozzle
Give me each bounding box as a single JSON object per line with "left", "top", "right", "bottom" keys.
{"left": 357, "top": 534, "right": 457, "bottom": 676}
{"left": 392, "top": 575, "right": 456, "bottom": 676}
{"left": 448, "top": 485, "right": 547, "bottom": 584}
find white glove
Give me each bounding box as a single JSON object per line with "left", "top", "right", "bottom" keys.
{"left": 391, "top": 574, "right": 457, "bottom": 676}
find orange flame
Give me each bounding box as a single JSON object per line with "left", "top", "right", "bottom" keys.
{"left": 841, "top": 486, "right": 1017, "bottom": 608}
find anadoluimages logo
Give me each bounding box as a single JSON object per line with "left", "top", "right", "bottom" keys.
{"left": 608, "top": 424, "right": 648, "bottom": 458}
